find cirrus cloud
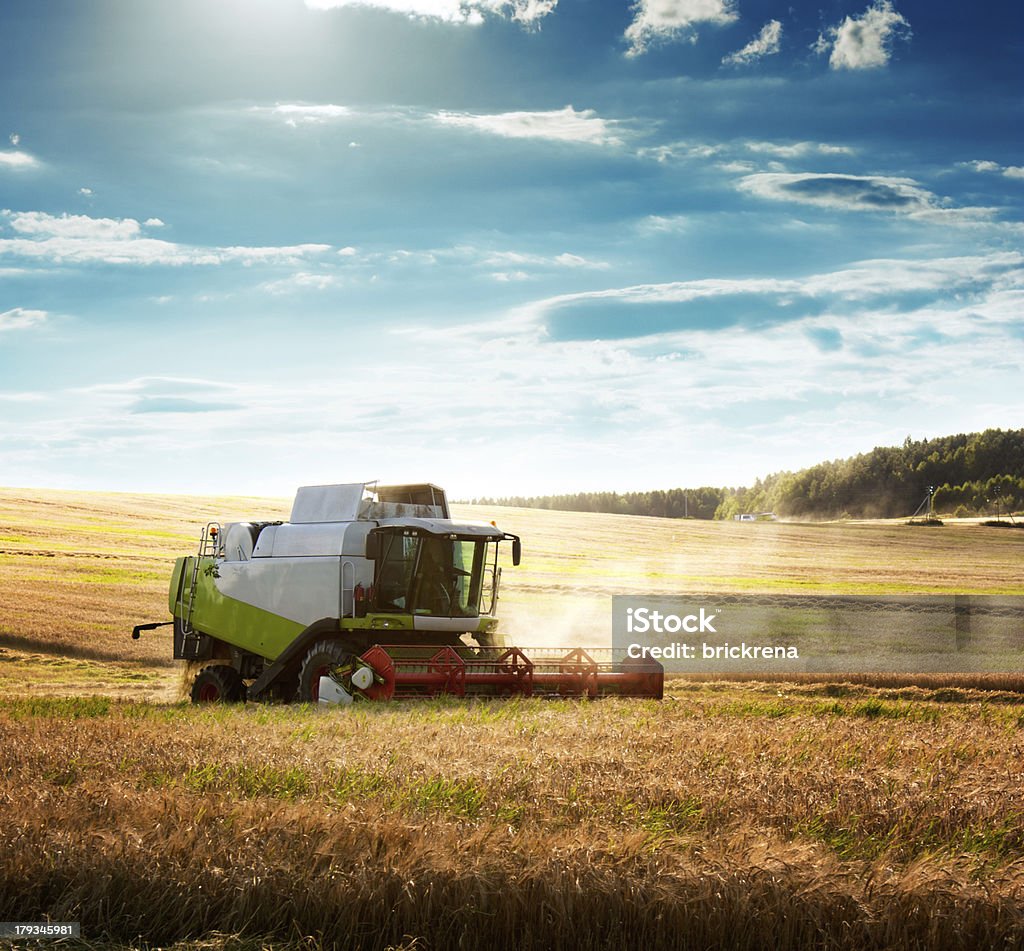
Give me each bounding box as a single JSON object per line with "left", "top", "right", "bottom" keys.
{"left": 0, "top": 210, "right": 331, "bottom": 267}
{"left": 429, "top": 106, "right": 625, "bottom": 146}
{"left": 252, "top": 102, "right": 626, "bottom": 147}
{"left": 736, "top": 172, "right": 994, "bottom": 221}
{"left": 305, "top": 0, "right": 556, "bottom": 26}
{"left": 0, "top": 307, "right": 47, "bottom": 332}
{"left": 722, "top": 19, "right": 782, "bottom": 66}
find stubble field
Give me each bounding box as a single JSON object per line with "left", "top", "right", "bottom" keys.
{"left": 1, "top": 487, "right": 1023, "bottom": 949}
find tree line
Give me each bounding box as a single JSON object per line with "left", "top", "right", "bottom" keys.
{"left": 470, "top": 429, "right": 1024, "bottom": 521}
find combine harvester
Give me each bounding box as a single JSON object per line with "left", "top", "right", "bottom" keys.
{"left": 133, "top": 483, "right": 663, "bottom": 704}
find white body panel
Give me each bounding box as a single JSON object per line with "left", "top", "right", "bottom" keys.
{"left": 254, "top": 523, "right": 346, "bottom": 558}
{"left": 376, "top": 517, "right": 507, "bottom": 538}
{"left": 215, "top": 557, "right": 373, "bottom": 625}
{"left": 291, "top": 484, "right": 366, "bottom": 523}
{"left": 223, "top": 523, "right": 257, "bottom": 561}
{"left": 252, "top": 521, "right": 376, "bottom": 559}
{"left": 318, "top": 676, "right": 353, "bottom": 705}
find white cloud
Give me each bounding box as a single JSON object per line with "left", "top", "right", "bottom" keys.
{"left": 78, "top": 187, "right": 94, "bottom": 197}
{"left": 964, "top": 160, "right": 1000, "bottom": 174}
{"left": 716, "top": 160, "right": 757, "bottom": 173}
{"left": 0, "top": 150, "right": 39, "bottom": 170}
{"left": 737, "top": 172, "right": 994, "bottom": 221}
{"left": 74, "top": 376, "right": 240, "bottom": 398}
{"left": 252, "top": 101, "right": 624, "bottom": 147}
{"left": 961, "top": 160, "right": 1024, "bottom": 180}
{"left": 815, "top": 1, "right": 911, "bottom": 70}
{"left": 742, "top": 140, "right": 854, "bottom": 158}
{"left": 7, "top": 211, "right": 143, "bottom": 240}
{"left": 342, "top": 243, "right": 609, "bottom": 276}
{"left": 5, "top": 253, "right": 1021, "bottom": 498}
{"left": 492, "top": 270, "right": 531, "bottom": 282}
{"left": 304, "top": 0, "right": 556, "bottom": 26}
{"left": 624, "top": 0, "right": 737, "bottom": 57}
{"left": 430, "top": 106, "right": 624, "bottom": 146}
{"left": 0, "top": 391, "right": 45, "bottom": 402}
{"left": 260, "top": 271, "right": 340, "bottom": 294}
{"left": 0, "top": 210, "right": 331, "bottom": 267}
{"left": 722, "top": 19, "right": 782, "bottom": 66}
{"left": 636, "top": 141, "right": 722, "bottom": 163}
{"left": 0, "top": 307, "right": 47, "bottom": 332}
{"left": 256, "top": 103, "right": 354, "bottom": 126}
{"left": 473, "top": 251, "right": 1024, "bottom": 336}
{"left": 554, "top": 252, "right": 592, "bottom": 267}
{"left": 477, "top": 248, "right": 608, "bottom": 269}
{"left": 363, "top": 251, "right": 1024, "bottom": 495}
{"left": 637, "top": 214, "right": 690, "bottom": 234}
{"left": 637, "top": 138, "right": 853, "bottom": 165}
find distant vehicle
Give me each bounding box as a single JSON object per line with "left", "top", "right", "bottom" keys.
{"left": 734, "top": 513, "right": 777, "bottom": 522}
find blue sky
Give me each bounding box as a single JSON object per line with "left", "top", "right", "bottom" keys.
{"left": 0, "top": 0, "right": 1021, "bottom": 498}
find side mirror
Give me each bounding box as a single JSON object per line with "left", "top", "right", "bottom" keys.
{"left": 511, "top": 537, "right": 521, "bottom": 566}
{"left": 365, "top": 531, "right": 382, "bottom": 561}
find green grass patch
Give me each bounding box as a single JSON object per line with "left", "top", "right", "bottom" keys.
{"left": 61, "top": 565, "right": 167, "bottom": 584}
{"left": 184, "top": 762, "right": 314, "bottom": 800}
{"left": 405, "top": 775, "right": 488, "bottom": 819}
{"left": 176, "top": 758, "right": 491, "bottom": 820}
{"left": 795, "top": 813, "right": 1024, "bottom": 861}
{"left": 0, "top": 655, "right": 165, "bottom": 686}
{"left": 619, "top": 796, "right": 707, "bottom": 835}
{"left": 707, "top": 699, "right": 799, "bottom": 718}
{"left": 0, "top": 696, "right": 114, "bottom": 718}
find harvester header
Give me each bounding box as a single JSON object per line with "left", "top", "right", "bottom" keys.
{"left": 133, "top": 482, "right": 663, "bottom": 704}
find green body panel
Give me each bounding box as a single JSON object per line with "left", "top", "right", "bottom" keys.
{"left": 173, "top": 557, "right": 306, "bottom": 660}
{"left": 344, "top": 614, "right": 414, "bottom": 633}
{"left": 168, "top": 557, "right": 187, "bottom": 615}
{"left": 339, "top": 615, "right": 498, "bottom": 635}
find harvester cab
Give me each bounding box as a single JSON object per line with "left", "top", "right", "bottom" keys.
{"left": 133, "top": 482, "right": 663, "bottom": 704}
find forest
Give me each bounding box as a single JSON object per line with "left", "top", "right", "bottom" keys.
{"left": 472, "top": 429, "right": 1024, "bottom": 521}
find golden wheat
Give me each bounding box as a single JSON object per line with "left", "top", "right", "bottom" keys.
{"left": 2, "top": 694, "right": 1024, "bottom": 949}
{"left": 2, "top": 487, "right": 1024, "bottom": 948}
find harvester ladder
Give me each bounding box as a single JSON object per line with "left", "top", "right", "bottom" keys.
{"left": 182, "top": 522, "right": 220, "bottom": 634}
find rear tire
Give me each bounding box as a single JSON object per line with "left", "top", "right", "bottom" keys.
{"left": 298, "top": 639, "right": 357, "bottom": 703}
{"left": 190, "top": 664, "right": 246, "bottom": 704}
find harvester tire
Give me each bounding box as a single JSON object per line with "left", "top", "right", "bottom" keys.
{"left": 298, "top": 639, "right": 357, "bottom": 703}
{"left": 191, "top": 664, "right": 246, "bottom": 704}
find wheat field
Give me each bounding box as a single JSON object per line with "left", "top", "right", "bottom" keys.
{"left": 1, "top": 486, "right": 1021, "bottom": 697}
{"left": 1, "top": 487, "right": 1024, "bottom": 949}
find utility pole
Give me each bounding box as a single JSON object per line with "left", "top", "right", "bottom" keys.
{"left": 990, "top": 486, "right": 1003, "bottom": 521}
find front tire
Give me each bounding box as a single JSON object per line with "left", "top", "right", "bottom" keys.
{"left": 298, "top": 639, "right": 358, "bottom": 703}
{"left": 191, "top": 664, "right": 246, "bottom": 703}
